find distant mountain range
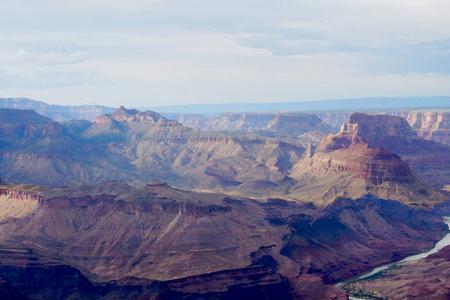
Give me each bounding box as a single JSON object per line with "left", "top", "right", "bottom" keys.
{"left": 146, "top": 97, "right": 450, "bottom": 114}
{"left": 1, "top": 97, "right": 450, "bottom": 121}
{"left": 0, "top": 98, "right": 114, "bottom": 121}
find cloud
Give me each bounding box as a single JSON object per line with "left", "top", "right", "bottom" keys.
{"left": 0, "top": 0, "right": 449, "bottom": 106}
{"left": 0, "top": 67, "right": 102, "bottom": 90}
{"left": 0, "top": 49, "right": 86, "bottom": 66}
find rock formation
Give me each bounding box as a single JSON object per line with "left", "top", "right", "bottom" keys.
{"left": 1, "top": 109, "right": 449, "bottom": 207}
{"left": 405, "top": 111, "right": 450, "bottom": 145}
{"left": 2, "top": 101, "right": 450, "bottom": 298}
{"left": 0, "top": 108, "right": 306, "bottom": 194}
{"left": 288, "top": 113, "right": 449, "bottom": 205}
{"left": 340, "top": 113, "right": 450, "bottom": 188}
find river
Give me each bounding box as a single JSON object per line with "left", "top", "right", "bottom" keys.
{"left": 338, "top": 217, "right": 450, "bottom": 300}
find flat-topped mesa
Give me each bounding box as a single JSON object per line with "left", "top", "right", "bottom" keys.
{"left": 95, "top": 106, "right": 163, "bottom": 126}
{"left": 315, "top": 114, "right": 418, "bottom": 182}
{"left": 112, "top": 106, "right": 162, "bottom": 125}
{"left": 348, "top": 113, "right": 418, "bottom": 140}
{"left": 337, "top": 113, "right": 450, "bottom": 188}
{"left": 313, "top": 113, "right": 416, "bottom": 185}
{"left": 317, "top": 113, "right": 418, "bottom": 152}
{"left": 289, "top": 113, "right": 450, "bottom": 205}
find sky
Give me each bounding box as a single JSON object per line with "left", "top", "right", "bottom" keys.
{"left": 1, "top": 0, "right": 450, "bottom": 107}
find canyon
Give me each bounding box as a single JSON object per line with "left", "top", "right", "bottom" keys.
{"left": 0, "top": 182, "right": 446, "bottom": 299}
{"left": 1, "top": 107, "right": 449, "bottom": 207}
{"left": 1, "top": 98, "right": 450, "bottom": 298}
{"left": 341, "top": 217, "right": 450, "bottom": 299}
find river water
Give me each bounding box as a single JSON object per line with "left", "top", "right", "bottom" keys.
{"left": 339, "top": 217, "right": 450, "bottom": 300}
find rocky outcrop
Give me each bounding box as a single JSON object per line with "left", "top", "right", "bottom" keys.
{"left": 317, "top": 113, "right": 418, "bottom": 151}
{"left": 288, "top": 114, "right": 449, "bottom": 205}
{"left": 405, "top": 111, "right": 450, "bottom": 145}
{"left": 317, "top": 113, "right": 450, "bottom": 188}
{"left": 313, "top": 115, "right": 416, "bottom": 187}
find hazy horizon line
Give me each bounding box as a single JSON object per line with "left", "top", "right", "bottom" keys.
{"left": 2, "top": 95, "right": 450, "bottom": 109}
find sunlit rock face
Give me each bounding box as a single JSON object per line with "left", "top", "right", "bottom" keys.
{"left": 406, "top": 111, "right": 450, "bottom": 145}
{"left": 288, "top": 113, "right": 449, "bottom": 205}
{"left": 322, "top": 113, "right": 450, "bottom": 188}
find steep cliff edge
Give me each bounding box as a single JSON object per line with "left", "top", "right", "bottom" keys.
{"left": 342, "top": 113, "right": 450, "bottom": 187}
